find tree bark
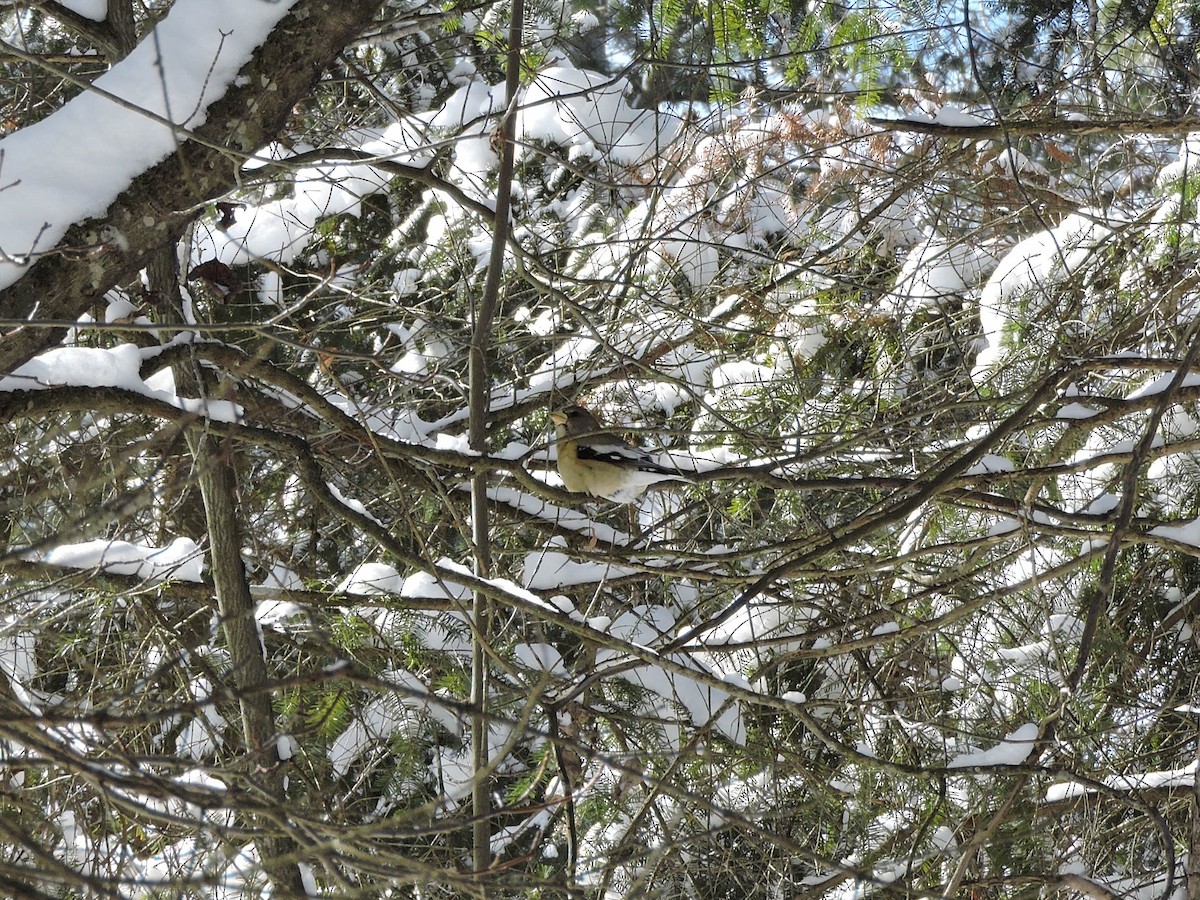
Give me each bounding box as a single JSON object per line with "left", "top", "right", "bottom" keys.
{"left": 0, "top": 0, "right": 386, "bottom": 375}
{"left": 196, "top": 438, "right": 306, "bottom": 895}
{"left": 148, "top": 246, "right": 305, "bottom": 895}
{"left": 1192, "top": 707, "right": 1200, "bottom": 899}
{"left": 466, "top": 0, "right": 524, "bottom": 884}
{"left": 30, "top": 0, "right": 135, "bottom": 58}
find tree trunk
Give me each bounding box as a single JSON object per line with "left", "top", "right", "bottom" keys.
{"left": 148, "top": 246, "right": 305, "bottom": 895}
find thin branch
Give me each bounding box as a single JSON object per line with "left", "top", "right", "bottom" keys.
{"left": 866, "top": 113, "right": 1200, "bottom": 138}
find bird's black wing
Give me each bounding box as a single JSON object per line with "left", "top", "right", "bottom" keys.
{"left": 575, "top": 439, "right": 673, "bottom": 473}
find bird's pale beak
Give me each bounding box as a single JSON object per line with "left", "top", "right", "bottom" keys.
{"left": 549, "top": 411, "right": 567, "bottom": 425}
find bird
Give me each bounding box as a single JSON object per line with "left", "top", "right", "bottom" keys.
{"left": 550, "top": 405, "right": 693, "bottom": 503}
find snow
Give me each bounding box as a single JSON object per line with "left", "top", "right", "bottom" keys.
{"left": 1055, "top": 402, "right": 1099, "bottom": 420}
{"left": 491, "top": 809, "right": 553, "bottom": 856}
{"left": 933, "top": 104, "right": 989, "bottom": 126}
{"left": 519, "top": 64, "right": 671, "bottom": 165}
{"left": 254, "top": 562, "right": 303, "bottom": 591}
{"left": 931, "top": 826, "right": 957, "bottom": 851}
{"left": 0, "top": 626, "right": 37, "bottom": 713}
{"left": 987, "top": 517, "right": 1021, "bottom": 536}
{"left": 772, "top": 299, "right": 828, "bottom": 362}
{"left": 329, "top": 668, "right": 433, "bottom": 776}
{"left": 0, "top": 344, "right": 141, "bottom": 390}
{"left": 698, "top": 601, "right": 800, "bottom": 647}
{"left": 513, "top": 643, "right": 567, "bottom": 675}
{"left": 1127, "top": 371, "right": 1200, "bottom": 400}
{"left": 711, "top": 360, "right": 775, "bottom": 392}
{"left": 33, "top": 537, "right": 204, "bottom": 582}
{"left": 327, "top": 482, "right": 382, "bottom": 526}
{"left": 972, "top": 212, "right": 1111, "bottom": 381}
{"left": 193, "top": 125, "right": 431, "bottom": 266}
{"left": 401, "top": 570, "right": 470, "bottom": 601}
{"left": 1082, "top": 493, "right": 1120, "bottom": 515}
{"left": 1046, "top": 760, "right": 1197, "bottom": 800}
{"left": 595, "top": 606, "right": 746, "bottom": 743}
{"left": 948, "top": 723, "right": 1039, "bottom": 768}
{"left": 883, "top": 235, "right": 999, "bottom": 316}
{"left": 104, "top": 293, "right": 148, "bottom": 325}
{"left": 56, "top": 0, "right": 108, "bottom": 20}
{"left": 255, "top": 600, "right": 305, "bottom": 630}
{"left": 392, "top": 268, "right": 422, "bottom": 296}
{"left": 1151, "top": 517, "right": 1200, "bottom": 547}
{"left": 0, "top": 343, "right": 243, "bottom": 423}
{"left": 0, "top": 0, "right": 299, "bottom": 289}
{"left": 523, "top": 549, "right": 640, "bottom": 590}
{"left": 878, "top": 104, "right": 990, "bottom": 128}
{"left": 276, "top": 735, "right": 299, "bottom": 761}
{"left": 486, "top": 487, "right": 634, "bottom": 545}
{"left": 965, "top": 454, "right": 1015, "bottom": 475}
{"left": 3, "top": 3, "right": 1192, "bottom": 887}
{"left": 335, "top": 562, "right": 405, "bottom": 595}
{"left": 176, "top": 678, "right": 227, "bottom": 759}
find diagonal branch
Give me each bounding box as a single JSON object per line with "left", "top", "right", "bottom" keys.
{"left": 0, "top": 0, "right": 387, "bottom": 375}
{"left": 866, "top": 113, "right": 1200, "bottom": 138}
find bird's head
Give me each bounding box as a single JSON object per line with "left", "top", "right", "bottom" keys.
{"left": 550, "top": 405, "right": 599, "bottom": 435}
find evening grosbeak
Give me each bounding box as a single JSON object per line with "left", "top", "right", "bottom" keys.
{"left": 550, "top": 405, "right": 693, "bottom": 503}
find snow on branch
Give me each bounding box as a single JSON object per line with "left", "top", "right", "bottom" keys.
{"left": 0, "top": 0, "right": 301, "bottom": 291}
{"left": 867, "top": 113, "right": 1200, "bottom": 138}
{"left": 0, "top": 0, "right": 387, "bottom": 375}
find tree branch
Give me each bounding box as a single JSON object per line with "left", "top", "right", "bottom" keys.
{"left": 0, "top": 0, "right": 387, "bottom": 375}
{"left": 20, "top": 0, "right": 132, "bottom": 58}
{"left": 867, "top": 113, "right": 1200, "bottom": 138}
